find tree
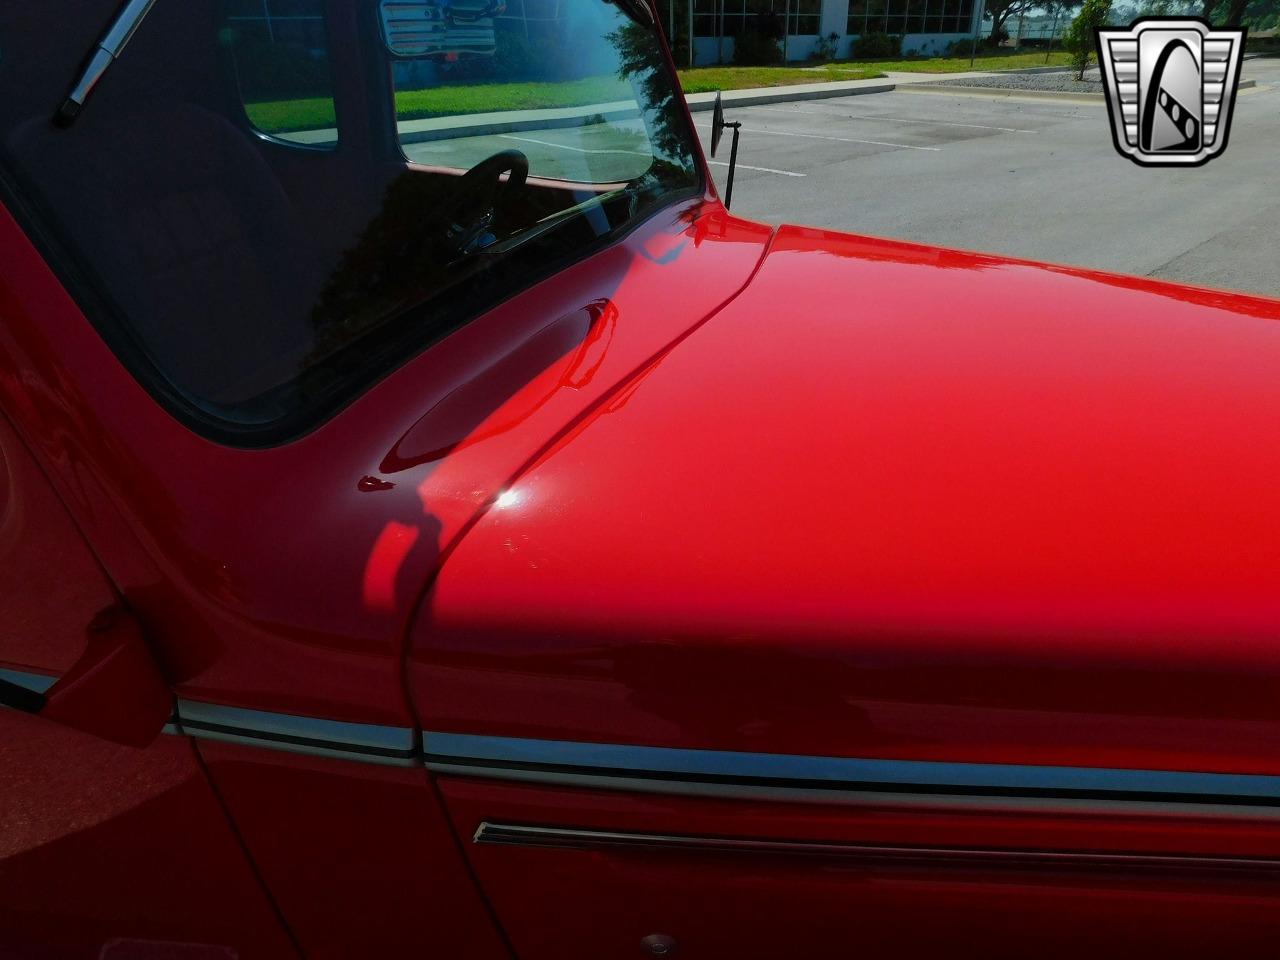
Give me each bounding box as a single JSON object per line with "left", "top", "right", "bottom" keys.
{"left": 1065, "top": 0, "right": 1112, "bottom": 78}
{"left": 1136, "top": 0, "right": 1275, "bottom": 26}
{"left": 1249, "top": 0, "right": 1280, "bottom": 29}
{"left": 986, "top": 0, "right": 1081, "bottom": 46}
{"left": 1043, "top": 0, "right": 1085, "bottom": 43}
{"left": 985, "top": 0, "right": 1035, "bottom": 43}
{"left": 1143, "top": 0, "right": 1267, "bottom": 26}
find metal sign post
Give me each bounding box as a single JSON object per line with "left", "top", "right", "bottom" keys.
{"left": 783, "top": 0, "right": 791, "bottom": 62}
{"left": 969, "top": 0, "right": 987, "bottom": 69}
{"left": 1045, "top": 5, "right": 1060, "bottom": 63}
{"left": 688, "top": 0, "right": 694, "bottom": 66}
{"left": 718, "top": 0, "right": 725, "bottom": 63}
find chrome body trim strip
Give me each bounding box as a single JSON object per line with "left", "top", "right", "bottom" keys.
{"left": 176, "top": 700, "right": 419, "bottom": 767}
{"left": 473, "top": 821, "right": 1280, "bottom": 874}
{"left": 424, "top": 732, "right": 1280, "bottom": 808}
{"left": 0, "top": 667, "right": 58, "bottom": 694}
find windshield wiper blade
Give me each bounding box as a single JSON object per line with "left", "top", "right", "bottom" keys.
{"left": 55, "top": 0, "right": 160, "bottom": 126}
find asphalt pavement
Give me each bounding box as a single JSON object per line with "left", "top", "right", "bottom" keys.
{"left": 696, "top": 58, "right": 1280, "bottom": 299}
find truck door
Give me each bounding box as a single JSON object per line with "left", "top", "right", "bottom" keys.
{"left": 0, "top": 411, "right": 297, "bottom": 958}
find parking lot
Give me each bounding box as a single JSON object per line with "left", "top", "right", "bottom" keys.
{"left": 695, "top": 58, "right": 1280, "bottom": 299}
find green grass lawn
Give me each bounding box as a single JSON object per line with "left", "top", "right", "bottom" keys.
{"left": 677, "top": 50, "right": 1073, "bottom": 91}
{"left": 817, "top": 50, "right": 1075, "bottom": 75}
{"left": 675, "top": 65, "right": 882, "bottom": 92}
{"left": 246, "top": 75, "right": 633, "bottom": 134}
{"left": 245, "top": 50, "right": 1075, "bottom": 134}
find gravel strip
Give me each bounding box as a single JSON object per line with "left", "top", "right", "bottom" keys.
{"left": 920, "top": 71, "right": 1104, "bottom": 94}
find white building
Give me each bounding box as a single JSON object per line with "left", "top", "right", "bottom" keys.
{"left": 683, "top": 0, "right": 984, "bottom": 63}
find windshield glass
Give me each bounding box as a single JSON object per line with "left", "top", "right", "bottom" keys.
{"left": 0, "top": 0, "right": 701, "bottom": 438}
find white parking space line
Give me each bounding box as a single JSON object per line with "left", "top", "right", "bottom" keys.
{"left": 743, "top": 105, "right": 1036, "bottom": 134}
{"left": 695, "top": 121, "right": 941, "bottom": 152}
{"left": 498, "top": 134, "right": 651, "bottom": 157}
{"left": 707, "top": 159, "right": 806, "bottom": 177}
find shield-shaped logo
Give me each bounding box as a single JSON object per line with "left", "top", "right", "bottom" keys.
{"left": 1096, "top": 18, "right": 1246, "bottom": 166}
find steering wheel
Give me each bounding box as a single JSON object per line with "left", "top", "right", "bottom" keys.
{"left": 444, "top": 149, "right": 529, "bottom": 256}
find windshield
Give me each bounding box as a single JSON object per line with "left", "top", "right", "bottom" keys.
{"left": 0, "top": 0, "right": 701, "bottom": 439}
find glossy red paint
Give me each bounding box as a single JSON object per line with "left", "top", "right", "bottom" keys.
{"left": 0, "top": 410, "right": 112, "bottom": 675}
{"left": 440, "top": 777, "right": 1280, "bottom": 959}
{"left": 6, "top": 6, "right": 1280, "bottom": 948}
{"left": 1, "top": 394, "right": 296, "bottom": 957}
{"left": 39, "top": 605, "right": 172, "bottom": 748}
{"left": 0, "top": 196, "right": 768, "bottom": 726}
{"left": 0, "top": 184, "right": 770, "bottom": 953}
{"left": 0, "top": 713, "right": 299, "bottom": 959}
{"left": 194, "top": 741, "right": 510, "bottom": 960}
{"left": 412, "top": 226, "right": 1280, "bottom": 776}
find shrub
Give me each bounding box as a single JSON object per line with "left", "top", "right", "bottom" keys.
{"left": 811, "top": 31, "right": 841, "bottom": 61}
{"left": 1064, "top": 0, "right": 1111, "bottom": 79}
{"left": 851, "top": 31, "right": 902, "bottom": 59}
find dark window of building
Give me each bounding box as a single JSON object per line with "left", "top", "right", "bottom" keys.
{"left": 905, "top": 0, "right": 926, "bottom": 34}
{"left": 847, "top": 0, "right": 973, "bottom": 35}
{"left": 788, "top": 0, "right": 821, "bottom": 36}
{"left": 846, "top": 0, "right": 867, "bottom": 35}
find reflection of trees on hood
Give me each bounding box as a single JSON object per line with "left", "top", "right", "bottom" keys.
{"left": 607, "top": 22, "right": 694, "bottom": 167}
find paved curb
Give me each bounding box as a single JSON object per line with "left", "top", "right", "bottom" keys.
{"left": 901, "top": 78, "right": 1256, "bottom": 102}
{"left": 1003, "top": 64, "right": 1075, "bottom": 74}
{"left": 309, "top": 65, "right": 1212, "bottom": 146}
{"left": 900, "top": 84, "right": 1104, "bottom": 101}
{"left": 384, "top": 79, "right": 901, "bottom": 142}
{"left": 397, "top": 101, "right": 643, "bottom": 144}
{"left": 685, "top": 80, "right": 896, "bottom": 112}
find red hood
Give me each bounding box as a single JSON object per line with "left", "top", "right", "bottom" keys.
{"left": 413, "top": 225, "right": 1280, "bottom": 775}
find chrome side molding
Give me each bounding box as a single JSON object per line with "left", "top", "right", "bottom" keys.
{"left": 0, "top": 667, "right": 57, "bottom": 713}
{"left": 176, "top": 700, "right": 419, "bottom": 767}
{"left": 0, "top": 681, "right": 418, "bottom": 765}
{"left": 0, "top": 667, "right": 58, "bottom": 695}
{"left": 425, "top": 731, "right": 1280, "bottom": 810}
{"left": 12, "top": 675, "right": 1280, "bottom": 811}
{"left": 473, "top": 821, "right": 1280, "bottom": 874}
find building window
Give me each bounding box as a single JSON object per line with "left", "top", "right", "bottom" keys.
{"left": 787, "top": 0, "right": 820, "bottom": 36}
{"left": 697, "top": 0, "right": 815, "bottom": 39}
{"left": 847, "top": 0, "right": 972, "bottom": 35}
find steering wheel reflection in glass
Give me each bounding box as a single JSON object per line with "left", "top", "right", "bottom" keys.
{"left": 444, "top": 149, "right": 529, "bottom": 256}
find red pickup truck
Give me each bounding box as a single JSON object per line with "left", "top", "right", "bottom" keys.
{"left": 3, "top": 1, "right": 1280, "bottom": 957}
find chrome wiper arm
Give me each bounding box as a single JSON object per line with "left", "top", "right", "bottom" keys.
{"left": 55, "top": 0, "right": 160, "bottom": 126}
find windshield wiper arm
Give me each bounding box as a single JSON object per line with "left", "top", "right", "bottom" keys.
{"left": 55, "top": 0, "right": 160, "bottom": 126}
